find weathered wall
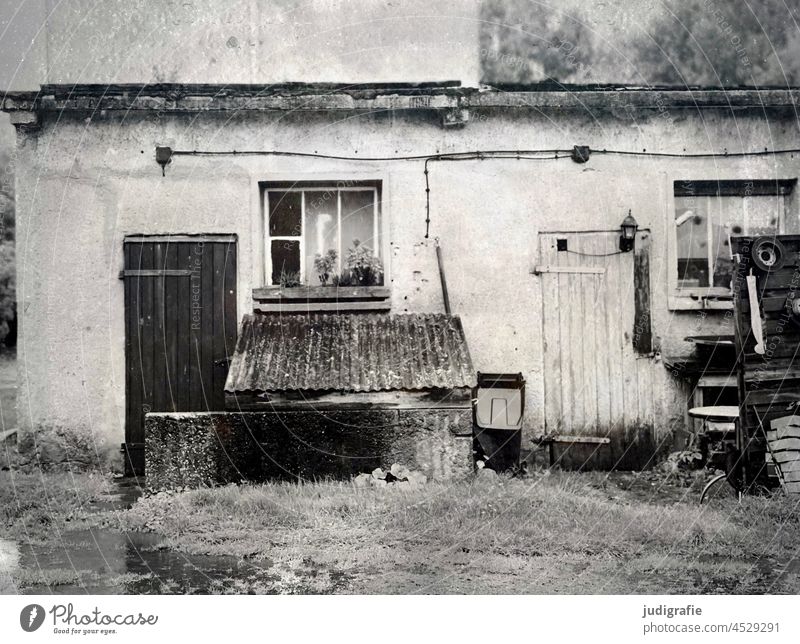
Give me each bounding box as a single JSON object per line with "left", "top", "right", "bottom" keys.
{"left": 40, "top": 0, "right": 480, "bottom": 86}
{"left": 145, "top": 408, "right": 472, "bottom": 489}
{"left": 12, "top": 103, "right": 800, "bottom": 469}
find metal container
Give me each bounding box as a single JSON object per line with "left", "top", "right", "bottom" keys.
{"left": 473, "top": 372, "right": 525, "bottom": 471}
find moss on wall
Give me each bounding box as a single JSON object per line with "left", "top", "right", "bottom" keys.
{"left": 145, "top": 408, "right": 472, "bottom": 490}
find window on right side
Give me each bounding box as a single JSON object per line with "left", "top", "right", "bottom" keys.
{"left": 673, "top": 179, "right": 797, "bottom": 294}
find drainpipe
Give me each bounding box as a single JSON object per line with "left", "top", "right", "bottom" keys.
{"left": 434, "top": 238, "right": 452, "bottom": 316}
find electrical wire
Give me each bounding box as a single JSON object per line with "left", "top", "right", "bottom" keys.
{"left": 168, "top": 147, "right": 800, "bottom": 161}
{"left": 165, "top": 147, "right": 800, "bottom": 237}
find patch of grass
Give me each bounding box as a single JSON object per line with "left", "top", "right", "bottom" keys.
{"left": 12, "top": 567, "right": 94, "bottom": 588}
{"left": 0, "top": 470, "right": 113, "bottom": 544}
{"left": 113, "top": 473, "right": 800, "bottom": 594}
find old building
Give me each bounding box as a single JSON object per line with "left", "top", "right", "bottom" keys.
{"left": 4, "top": 81, "right": 799, "bottom": 480}
{"left": 2, "top": 1, "right": 799, "bottom": 481}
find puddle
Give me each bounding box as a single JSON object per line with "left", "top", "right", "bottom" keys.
{"left": 0, "top": 537, "right": 20, "bottom": 593}
{"left": 18, "top": 528, "right": 275, "bottom": 594}
{"left": 12, "top": 479, "right": 276, "bottom": 594}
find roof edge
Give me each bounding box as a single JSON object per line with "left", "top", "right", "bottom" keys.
{"left": 3, "top": 82, "right": 800, "bottom": 113}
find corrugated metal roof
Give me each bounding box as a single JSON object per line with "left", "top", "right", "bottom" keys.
{"left": 225, "top": 313, "right": 476, "bottom": 393}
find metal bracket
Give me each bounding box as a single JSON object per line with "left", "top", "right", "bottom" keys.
{"left": 440, "top": 107, "right": 470, "bottom": 128}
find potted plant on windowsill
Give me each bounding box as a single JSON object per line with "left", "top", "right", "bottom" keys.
{"left": 334, "top": 239, "right": 384, "bottom": 287}
{"left": 314, "top": 249, "right": 338, "bottom": 286}
{"left": 253, "top": 241, "right": 388, "bottom": 310}
{"left": 278, "top": 268, "right": 302, "bottom": 289}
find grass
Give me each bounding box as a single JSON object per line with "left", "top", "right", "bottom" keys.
{"left": 0, "top": 470, "right": 113, "bottom": 544}
{"left": 2, "top": 468, "right": 799, "bottom": 593}
{"left": 112, "top": 471, "right": 800, "bottom": 594}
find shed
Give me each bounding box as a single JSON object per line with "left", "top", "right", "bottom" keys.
{"left": 145, "top": 312, "right": 477, "bottom": 488}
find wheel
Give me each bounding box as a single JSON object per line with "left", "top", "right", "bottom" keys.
{"left": 700, "top": 473, "right": 738, "bottom": 504}
{"left": 751, "top": 237, "right": 786, "bottom": 272}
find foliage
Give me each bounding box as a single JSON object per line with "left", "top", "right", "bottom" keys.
{"left": 0, "top": 243, "right": 15, "bottom": 343}
{"left": 480, "top": 0, "right": 595, "bottom": 83}
{"left": 279, "top": 268, "right": 302, "bottom": 288}
{"left": 339, "top": 239, "right": 383, "bottom": 286}
{"left": 0, "top": 148, "right": 15, "bottom": 346}
{"left": 313, "top": 249, "right": 338, "bottom": 286}
{"left": 480, "top": 0, "right": 800, "bottom": 86}
{"left": 629, "top": 0, "right": 800, "bottom": 86}
{"left": 0, "top": 148, "right": 14, "bottom": 242}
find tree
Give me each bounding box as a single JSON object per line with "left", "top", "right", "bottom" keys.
{"left": 0, "top": 148, "right": 15, "bottom": 346}
{"left": 480, "top": 0, "right": 595, "bottom": 84}
{"left": 629, "top": 0, "right": 800, "bottom": 86}
{"left": 480, "top": 0, "right": 800, "bottom": 87}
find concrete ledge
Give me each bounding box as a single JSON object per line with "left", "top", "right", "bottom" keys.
{"left": 5, "top": 84, "right": 800, "bottom": 114}
{"left": 145, "top": 408, "right": 472, "bottom": 490}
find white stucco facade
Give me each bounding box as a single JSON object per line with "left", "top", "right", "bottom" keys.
{"left": 5, "top": 85, "right": 800, "bottom": 469}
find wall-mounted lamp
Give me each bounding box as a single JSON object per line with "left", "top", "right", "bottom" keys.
{"left": 619, "top": 211, "right": 638, "bottom": 252}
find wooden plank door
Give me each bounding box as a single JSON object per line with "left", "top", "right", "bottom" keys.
{"left": 123, "top": 235, "right": 237, "bottom": 476}
{"left": 538, "top": 231, "right": 655, "bottom": 469}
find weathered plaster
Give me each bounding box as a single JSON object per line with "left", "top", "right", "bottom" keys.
{"left": 9, "top": 94, "right": 800, "bottom": 470}
{"left": 38, "top": 0, "right": 480, "bottom": 86}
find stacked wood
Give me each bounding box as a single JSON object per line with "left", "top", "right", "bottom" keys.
{"left": 767, "top": 415, "right": 800, "bottom": 494}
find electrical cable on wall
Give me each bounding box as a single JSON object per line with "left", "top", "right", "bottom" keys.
{"left": 160, "top": 146, "right": 800, "bottom": 238}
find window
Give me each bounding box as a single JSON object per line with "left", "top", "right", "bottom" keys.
{"left": 265, "top": 183, "right": 382, "bottom": 286}
{"left": 673, "top": 180, "right": 795, "bottom": 294}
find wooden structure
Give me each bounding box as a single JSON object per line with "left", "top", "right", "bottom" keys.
{"left": 122, "top": 235, "right": 238, "bottom": 475}
{"left": 536, "top": 230, "right": 655, "bottom": 469}
{"left": 731, "top": 235, "right": 800, "bottom": 491}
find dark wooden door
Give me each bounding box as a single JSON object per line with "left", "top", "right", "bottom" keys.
{"left": 123, "top": 235, "right": 237, "bottom": 475}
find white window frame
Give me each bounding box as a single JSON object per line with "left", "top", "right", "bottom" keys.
{"left": 265, "top": 185, "right": 381, "bottom": 286}
{"left": 668, "top": 178, "right": 796, "bottom": 310}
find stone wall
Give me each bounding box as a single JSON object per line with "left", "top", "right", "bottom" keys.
{"left": 145, "top": 407, "right": 472, "bottom": 490}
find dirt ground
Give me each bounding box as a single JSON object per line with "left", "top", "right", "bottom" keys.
{"left": 1, "top": 468, "right": 799, "bottom": 594}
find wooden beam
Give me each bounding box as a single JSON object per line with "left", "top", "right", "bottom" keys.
{"left": 252, "top": 285, "right": 390, "bottom": 301}
{"left": 253, "top": 300, "right": 391, "bottom": 313}
{"left": 633, "top": 231, "right": 653, "bottom": 354}
{"left": 532, "top": 265, "right": 605, "bottom": 275}
{"left": 548, "top": 435, "right": 611, "bottom": 445}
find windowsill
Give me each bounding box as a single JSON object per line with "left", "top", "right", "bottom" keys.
{"left": 253, "top": 285, "right": 391, "bottom": 313}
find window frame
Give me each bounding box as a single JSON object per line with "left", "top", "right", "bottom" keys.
{"left": 668, "top": 178, "right": 796, "bottom": 310}
{"left": 264, "top": 182, "right": 382, "bottom": 287}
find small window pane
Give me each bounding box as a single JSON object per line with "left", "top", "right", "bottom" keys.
{"left": 743, "top": 195, "right": 781, "bottom": 236}
{"left": 708, "top": 197, "right": 735, "bottom": 288}
{"left": 675, "top": 196, "right": 709, "bottom": 288}
{"left": 675, "top": 190, "right": 784, "bottom": 291}
{"left": 341, "top": 190, "right": 377, "bottom": 253}
{"left": 271, "top": 239, "right": 300, "bottom": 285}
{"left": 304, "top": 191, "right": 339, "bottom": 285}
{"left": 268, "top": 191, "right": 301, "bottom": 237}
